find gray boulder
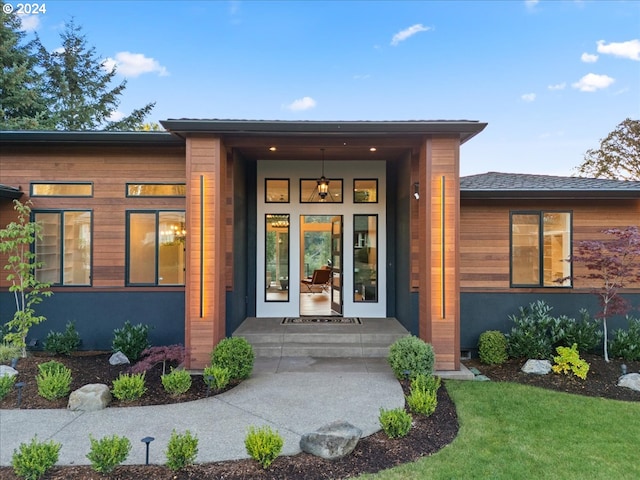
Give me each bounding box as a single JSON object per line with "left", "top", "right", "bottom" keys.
{"left": 68, "top": 383, "right": 112, "bottom": 411}
{"left": 521, "top": 359, "right": 552, "bottom": 375}
{"left": 109, "top": 351, "right": 129, "bottom": 365}
{"left": 0, "top": 365, "right": 18, "bottom": 378}
{"left": 300, "top": 420, "right": 362, "bottom": 460}
{"left": 617, "top": 373, "right": 640, "bottom": 392}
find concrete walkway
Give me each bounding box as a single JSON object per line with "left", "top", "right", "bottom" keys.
{"left": 0, "top": 357, "right": 405, "bottom": 467}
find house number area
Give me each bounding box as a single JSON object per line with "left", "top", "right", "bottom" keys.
{"left": 2, "top": 3, "right": 47, "bottom": 14}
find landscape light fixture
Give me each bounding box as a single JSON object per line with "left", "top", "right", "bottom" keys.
{"left": 15, "top": 382, "right": 26, "bottom": 408}
{"left": 141, "top": 436, "right": 155, "bottom": 465}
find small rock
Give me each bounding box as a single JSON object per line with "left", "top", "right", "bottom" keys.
{"left": 521, "top": 359, "right": 552, "bottom": 375}
{"left": 617, "top": 373, "right": 640, "bottom": 392}
{"left": 68, "top": 384, "right": 112, "bottom": 411}
{"left": 468, "top": 367, "right": 482, "bottom": 376}
{"left": 300, "top": 420, "right": 362, "bottom": 460}
{"left": 109, "top": 351, "right": 129, "bottom": 365}
{"left": 474, "top": 374, "right": 491, "bottom": 381}
{"left": 0, "top": 365, "right": 18, "bottom": 378}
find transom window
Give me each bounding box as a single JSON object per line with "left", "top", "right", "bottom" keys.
{"left": 126, "top": 183, "right": 186, "bottom": 197}
{"left": 511, "top": 211, "right": 572, "bottom": 287}
{"left": 34, "top": 210, "right": 92, "bottom": 285}
{"left": 31, "top": 182, "right": 93, "bottom": 197}
{"left": 127, "top": 211, "right": 186, "bottom": 286}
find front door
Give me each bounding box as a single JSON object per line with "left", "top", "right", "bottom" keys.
{"left": 330, "top": 215, "right": 343, "bottom": 314}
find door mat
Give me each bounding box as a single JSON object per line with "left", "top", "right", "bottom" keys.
{"left": 282, "top": 317, "right": 362, "bottom": 325}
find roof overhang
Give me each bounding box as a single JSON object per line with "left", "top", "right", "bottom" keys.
{"left": 0, "top": 184, "right": 23, "bottom": 200}
{"left": 461, "top": 190, "right": 640, "bottom": 199}
{"left": 0, "top": 131, "right": 183, "bottom": 146}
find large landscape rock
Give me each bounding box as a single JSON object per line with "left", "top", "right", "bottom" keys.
{"left": 300, "top": 420, "right": 362, "bottom": 460}
{"left": 68, "top": 383, "right": 112, "bottom": 411}
{"left": 0, "top": 365, "right": 18, "bottom": 378}
{"left": 617, "top": 373, "right": 640, "bottom": 392}
{"left": 109, "top": 351, "right": 129, "bottom": 365}
{"left": 521, "top": 359, "right": 552, "bottom": 375}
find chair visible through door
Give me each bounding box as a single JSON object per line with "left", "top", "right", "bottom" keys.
{"left": 301, "top": 267, "right": 331, "bottom": 293}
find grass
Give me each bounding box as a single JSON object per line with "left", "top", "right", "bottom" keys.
{"left": 358, "top": 380, "right": 640, "bottom": 480}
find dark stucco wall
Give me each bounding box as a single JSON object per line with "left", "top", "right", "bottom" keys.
{"left": 460, "top": 292, "right": 640, "bottom": 355}
{"left": 0, "top": 291, "right": 184, "bottom": 351}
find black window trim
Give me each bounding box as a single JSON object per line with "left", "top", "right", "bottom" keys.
{"left": 125, "top": 182, "right": 186, "bottom": 198}
{"left": 30, "top": 181, "right": 94, "bottom": 197}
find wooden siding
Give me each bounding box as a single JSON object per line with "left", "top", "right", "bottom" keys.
{"left": 0, "top": 145, "right": 186, "bottom": 289}
{"left": 460, "top": 198, "right": 640, "bottom": 292}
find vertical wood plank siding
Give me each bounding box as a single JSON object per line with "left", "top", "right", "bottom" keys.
{"left": 0, "top": 145, "right": 186, "bottom": 288}
{"left": 460, "top": 198, "right": 640, "bottom": 291}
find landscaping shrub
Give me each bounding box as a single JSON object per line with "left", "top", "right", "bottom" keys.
{"left": 387, "top": 335, "right": 435, "bottom": 380}
{"left": 552, "top": 343, "right": 590, "bottom": 380}
{"left": 211, "top": 337, "right": 254, "bottom": 381}
{"left": 161, "top": 367, "right": 192, "bottom": 396}
{"left": 557, "top": 309, "right": 603, "bottom": 353}
{"left": 506, "top": 300, "right": 564, "bottom": 359}
{"left": 203, "top": 364, "right": 231, "bottom": 392}
{"left": 406, "top": 373, "right": 440, "bottom": 416}
{"left": 379, "top": 407, "right": 412, "bottom": 438}
{"left": 36, "top": 361, "right": 72, "bottom": 400}
{"left": 11, "top": 436, "right": 61, "bottom": 480}
{"left": 111, "top": 372, "right": 146, "bottom": 401}
{"left": 609, "top": 316, "right": 640, "bottom": 361}
{"left": 111, "top": 320, "right": 151, "bottom": 362}
{"left": 165, "top": 429, "right": 199, "bottom": 471}
{"left": 130, "top": 344, "right": 185, "bottom": 375}
{"left": 0, "top": 342, "right": 22, "bottom": 363}
{"left": 478, "top": 330, "right": 508, "bottom": 365}
{"left": 86, "top": 434, "right": 131, "bottom": 473}
{"left": 43, "top": 321, "right": 81, "bottom": 355}
{"left": 244, "top": 425, "right": 283, "bottom": 469}
{"left": 0, "top": 374, "right": 16, "bottom": 400}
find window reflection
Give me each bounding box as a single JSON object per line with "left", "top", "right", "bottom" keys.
{"left": 265, "top": 214, "right": 290, "bottom": 301}
{"left": 354, "top": 215, "right": 377, "bottom": 302}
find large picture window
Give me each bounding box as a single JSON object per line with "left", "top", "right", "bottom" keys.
{"left": 34, "top": 210, "right": 92, "bottom": 285}
{"left": 127, "top": 211, "right": 186, "bottom": 286}
{"left": 511, "top": 211, "right": 571, "bottom": 287}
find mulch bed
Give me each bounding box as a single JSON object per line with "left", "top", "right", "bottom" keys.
{"left": 1, "top": 351, "right": 638, "bottom": 479}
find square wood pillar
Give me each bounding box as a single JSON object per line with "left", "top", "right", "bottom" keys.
{"left": 184, "top": 136, "right": 227, "bottom": 369}
{"left": 418, "top": 137, "right": 461, "bottom": 371}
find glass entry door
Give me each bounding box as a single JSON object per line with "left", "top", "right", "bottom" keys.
{"left": 330, "top": 215, "right": 343, "bottom": 314}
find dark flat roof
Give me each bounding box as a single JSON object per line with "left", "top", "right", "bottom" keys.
{"left": 0, "top": 131, "right": 182, "bottom": 145}
{"left": 461, "top": 172, "right": 640, "bottom": 199}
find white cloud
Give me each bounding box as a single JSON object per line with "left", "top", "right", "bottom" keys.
{"left": 571, "top": 73, "right": 615, "bottom": 92}
{"left": 285, "top": 96, "right": 317, "bottom": 111}
{"left": 525, "top": 0, "right": 539, "bottom": 9}
{"left": 391, "top": 24, "right": 430, "bottom": 46}
{"left": 103, "top": 52, "right": 169, "bottom": 78}
{"left": 548, "top": 82, "right": 566, "bottom": 91}
{"left": 581, "top": 52, "right": 598, "bottom": 63}
{"left": 107, "top": 110, "right": 125, "bottom": 122}
{"left": 597, "top": 39, "right": 640, "bottom": 61}
{"left": 521, "top": 93, "right": 536, "bottom": 102}
{"left": 19, "top": 15, "right": 40, "bottom": 32}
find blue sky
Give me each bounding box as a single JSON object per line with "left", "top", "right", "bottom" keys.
{"left": 12, "top": 0, "right": 640, "bottom": 176}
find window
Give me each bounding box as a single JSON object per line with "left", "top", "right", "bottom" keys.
{"left": 511, "top": 212, "right": 571, "bottom": 287}
{"left": 300, "top": 179, "right": 343, "bottom": 203}
{"left": 354, "top": 214, "right": 378, "bottom": 301}
{"left": 265, "top": 179, "right": 289, "bottom": 203}
{"left": 265, "top": 214, "right": 289, "bottom": 301}
{"left": 126, "top": 184, "right": 185, "bottom": 197}
{"left": 353, "top": 179, "right": 378, "bottom": 203}
{"left": 127, "top": 211, "right": 186, "bottom": 285}
{"left": 31, "top": 182, "right": 92, "bottom": 197}
{"left": 34, "top": 211, "right": 92, "bottom": 285}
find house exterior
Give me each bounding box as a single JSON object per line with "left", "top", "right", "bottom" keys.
{"left": 1, "top": 120, "right": 488, "bottom": 371}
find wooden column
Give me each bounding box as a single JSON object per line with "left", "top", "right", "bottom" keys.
{"left": 184, "top": 136, "right": 226, "bottom": 369}
{"left": 418, "top": 136, "right": 461, "bottom": 371}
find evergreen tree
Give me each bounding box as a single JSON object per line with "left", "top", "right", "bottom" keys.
{"left": 35, "top": 19, "right": 155, "bottom": 130}
{"left": 0, "top": 5, "right": 50, "bottom": 129}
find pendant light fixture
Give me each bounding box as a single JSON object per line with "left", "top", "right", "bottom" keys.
{"left": 317, "top": 148, "right": 330, "bottom": 199}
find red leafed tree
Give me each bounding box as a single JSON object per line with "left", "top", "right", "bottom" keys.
{"left": 572, "top": 226, "right": 640, "bottom": 361}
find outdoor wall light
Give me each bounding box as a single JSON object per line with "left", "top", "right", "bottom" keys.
{"left": 141, "top": 436, "right": 155, "bottom": 465}
{"left": 15, "top": 381, "right": 25, "bottom": 408}
{"left": 413, "top": 182, "right": 420, "bottom": 200}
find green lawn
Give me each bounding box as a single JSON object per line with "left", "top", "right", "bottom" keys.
{"left": 358, "top": 380, "right": 640, "bottom": 480}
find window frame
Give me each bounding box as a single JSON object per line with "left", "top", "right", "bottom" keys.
{"left": 32, "top": 209, "right": 93, "bottom": 286}
{"left": 264, "top": 178, "right": 290, "bottom": 203}
{"left": 299, "top": 178, "right": 344, "bottom": 203}
{"left": 353, "top": 179, "right": 378, "bottom": 204}
{"left": 30, "top": 182, "right": 93, "bottom": 197}
{"left": 509, "top": 210, "right": 573, "bottom": 288}
{"left": 126, "top": 183, "right": 186, "bottom": 198}
{"left": 125, "top": 209, "right": 186, "bottom": 286}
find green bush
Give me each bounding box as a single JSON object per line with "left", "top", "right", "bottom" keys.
{"left": 244, "top": 426, "right": 283, "bottom": 469}
{"left": 557, "top": 310, "right": 603, "bottom": 353}
{"left": 478, "top": 330, "right": 508, "bottom": 365}
{"left": 211, "top": 337, "right": 254, "bottom": 381}
{"left": 86, "top": 434, "right": 131, "bottom": 473}
{"left": 0, "top": 342, "right": 22, "bottom": 363}
{"left": 379, "top": 407, "right": 412, "bottom": 439}
{"left": 609, "top": 316, "right": 640, "bottom": 361}
{"left": 406, "top": 374, "right": 440, "bottom": 416}
{"left": 161, "top": 368, "right": 192, "bottom": 396}
{"left": 203, "top": 365, "right": 231, "bottom": 391}
{"left": 387, "top": 335, "right": 435, "bottom": 380}
{"left": 111, "top": 320, "right": 151, "bottom": 362}
{"left": 552, "top": 343, "right": 590, "bottom": 380}
{"left": 111, "top": 372, "right": 146, "bottom": 401}
{"left": 165, "top": 429, "right": 199, "bottom": 471}
{"left": 506, "top": 301, "right": 564, "bottom": 359}
{"left": 36, "top": 361, "right": 72, "bottom": 400}
{"left": 11, "top": 436, "right": 61, "bottom": 480}
{"left": 43, "top": 321, "right": 81, "bottom": 355}
{"left": 0, "top": 374, "right": 16, "bottom": 400}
